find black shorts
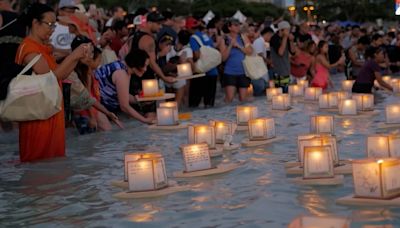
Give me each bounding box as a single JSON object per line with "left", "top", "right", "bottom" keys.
{"left": 222, "top": 74, "right": 251, "bottom": 88}
{"left": 352, "top": 82, "right": 373, "bottom": 94}
{"left": 131, "top": 101, "right": 156, "bottom": 116}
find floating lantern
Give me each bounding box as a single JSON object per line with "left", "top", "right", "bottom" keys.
{"left": 367, "top": 135, "right": 400, "bottom": 158}
{"left": 288, "top": 215, "right": 350, "bottom": 228}
{"left": 142, "top": 79, "right": 159, "bottom": 97}
{"left": 266, "top": 87, "right": 283, "bottom": 101}
{"left": 209, "top": 120, "right": 237, "bottom": 144}
{"left": 334, "top": 91, "right": 352, "bottom": 102}
{"left": 297, "top": 134, "right": 338, "bottom": 165}
{"left": 310, "top": 115, "right": 334, "bottom": 134}
{"left": 297, "top": 79, "right": 309, "bottom": 88}
{"left": 177, "top": 63, "right": 192, "bottom": 77}
{"left": 236, "top": 106, "right": 258, "bottom": 125}
{"left": 392, "top": 80, "right": 400, "bottom": 93}
{"left": 272, "top": 94, "right": 291, "bottom": 110}
{"left": 288, "top": 85, "right": 304, "bottom": 97}
{"left": 352, "top": 93, "right": 374, "bottom": 111}
{"left": 339, "top": 99, "right": 357, "bottom": 115}
{"left": 386, "top": 104, "right": 400, "bottom": 124}
{"left": 159, "top": 101, "right": 178, "bottom": 121}
{"left": 319, "top": 93, "right": 338, "bottom": 109}
{"left": 382, "top": 75, "right": 392, "bottom": 85}
{"left": 181, "top": 143, "right": 212, "bottom": 172}
{"left": 248, "top": 118, "right": 275, "bottom": 141}
{"left": 352, "top": 158, "right": 400, "bottom": 199}
{"left": 156, "top": 107, "right": 178, "bottom": 126}
{"left": 188, "top": 125, "right": 215, "bottom": 149}
{"left": 341, "top": 80, "right": 355, "bottom": 92}
{"left": 304, "top": 87, "right": 322, "bottom": 101}
{"left": 125, "top": 152, "right": 168, "bottom": 192}
{"left": 303, "top": 145, "right": 335, "bottom": 179}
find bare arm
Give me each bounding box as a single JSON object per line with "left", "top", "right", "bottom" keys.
{"left": 23, "top": 44, "right": 87, "bottom": 80}
{"left": 139, "top": 37, "right": 175, "bottom": 83}
{"left": 112, "top": 70, "right": 152, "bottom": 124}
{"left": 376, "top": 72, "right": 393, "bottom": 91}
{"left": 278, "top": 36, "right": 288, "bottom": 56}
{"left": 317, "top": 54, "right": 343, "bottom": 69}
{"left": 240, "top": 35, "right": 253, "bottom": 55}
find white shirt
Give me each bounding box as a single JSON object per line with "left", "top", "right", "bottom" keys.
{"left": 50, "top": 23, "right": 75, "bottom": 50}
{"left": 166, "top": 45, "right": 193, "bottom": 62}
{"left": 252, "top": 36, "right": 267, "bottom": 58}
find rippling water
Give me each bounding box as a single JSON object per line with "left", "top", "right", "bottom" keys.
{"left": 1, "top": 74, "right": 400, "bottom": 228}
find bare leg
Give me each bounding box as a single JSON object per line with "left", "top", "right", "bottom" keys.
{"left": 175, "top": 87, "right": 185, "bottom": 108}
{"left": 224, "top": 86, "right": 236, "bottom": 103}
{"left": 238, "top": 87, "right": 248, "bottom": 102}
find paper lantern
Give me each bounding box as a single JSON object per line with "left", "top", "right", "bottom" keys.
{"left": 288, "top": 85, "right": 304, "bottom": 97}
{"left": 177, "top": 63, "right": 192, "bottom": 77}
{"left": 156, "top": 107, "right": 178, "bottom": 126}
{"left": 125, "top": 152, "right": 168, "bottom": 192}
{"left": 310, "top": 115, "right": 334, "bottom": 134}
{"left": 352, "top": 158, "right": 400, "bottom": 199}
{"left": 352, "top": 93, "right": 374, "bottom": 111}
{"left": 392, "top": 80, "right": 400, "bottom": 93}
{"left": 297, "top": 79, "right": 309, "bottom": 88}
{"left": 367, "top": 135, "right": 400, "bottom": 158}
{"left": 142, "top": 79, "right": 159, "bottom": 97}
{"left": 209, "top": 120, "right": 237, "bottom": 144}
{"left": 236, "top": 106, "right": 258, "bottom": 125}
{"left": 319, "top": 93, "right": 338, "bottom": 109}
{"left": 382, "top": 76, "right": 392, "bottom": 85}
{"left": 297, "top": 134, "right": 339, "bottom": 165}
{"left": 303, "top": 145, "right": 335, "bottom": 179}
{"left": 248, "top": 118, "right": 276, "bottom": 141}
{"left": 341, "top": 80, "right": 355, "bottom": 92}
{"left": 339, "top": 99, "right": 357, "bottom": 115}
{"left": 272, "top": 94, "right": 291, "bottom": 110}
{"left": 160, "top": 101, "right": 178, "bottom": 121}
{"left": 386, "top": 104, "right": 400, "bottom": 124}
{"left": 266, "top": 87, "right": 283, "bottom": 101}
{"left": 188, "top": 125, "right": 215, "bottom": 149}
{"left": 304, "top": 87, "right": 322, "bottom": 101}
{"left": 334, "top": 91, "right": 352, "bottom": 102}
{"left": 288, "top": 215, "right": 350, "bottom": 228}
{"left": 181, "top": 143, "right": 212, "bottom": 172}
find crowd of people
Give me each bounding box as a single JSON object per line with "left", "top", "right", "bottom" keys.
{"left": 0, "top": 0, "right": 398, "bottom": 162}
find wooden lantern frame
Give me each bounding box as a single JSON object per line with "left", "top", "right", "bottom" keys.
{"left": 339, "top": 99, "right": 357, "bottom": 115}
{"left": 181, "top": 143, "right": 212, "bottom": 172}
{"left": 248, "top": 118, "right": 276, "bottom": 141}
{"left": 156, "top": 107, "right": 179, "bottom": 126}
{"left": 352, "top": 93, "right": 374, "bottom": 111}
{"left": 304, "top": 87, "right": 322, "bottom": 101}
{"left": 236, "top": 106, "right": 258, "bottom": 126}
{"left": 209, "top": 120, "right": 237, "bottom": 144}
{"left": 188, "top": 125, "right": 216, "bottom": 149}
{"left": 310, "top": 115, "right": 334, "bottom": 134}
{"left": 303, "top": 145, "right": 335, "bottom": 179}
{"left": 142, "top": 79, "right": 159, "bottom": 97}
{"left": 272, "top": 94, "right": 291, "bottom": 110}
{"left": 385, "top": 104, "right": 400, "bottom": 124}
{"left": 367, "top": 134, "right": 400, "bottom": 158}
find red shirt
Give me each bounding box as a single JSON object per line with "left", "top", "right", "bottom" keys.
{"left": 290, "top": 52, "right": 312, "bottom": 78}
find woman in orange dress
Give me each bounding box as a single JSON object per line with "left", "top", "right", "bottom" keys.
{"left": 15, "top": 3, "right": 88, "bottom": 162}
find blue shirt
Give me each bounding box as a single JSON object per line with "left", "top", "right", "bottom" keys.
{"left": 95, "top": 61, "right": 127, "bottom": 111}
{"left": 189, "top": 31, "right": 219, "bottom": 76}
{"left": 223, "top": 35, "right": 246, "bottom": 76}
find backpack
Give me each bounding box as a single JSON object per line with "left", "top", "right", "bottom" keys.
{"left": 191, "top": 35, "right": 222, "bottom": 73}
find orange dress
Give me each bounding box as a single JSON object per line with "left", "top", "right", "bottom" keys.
{"left": 15, "top": 37, "right": 65, "bottom": 162}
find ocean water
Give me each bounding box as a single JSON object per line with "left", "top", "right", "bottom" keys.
{"left": 1, "top": 75, "right": 400, "bottom": 228}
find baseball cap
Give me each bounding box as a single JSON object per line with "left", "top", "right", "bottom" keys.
{"left": 147, "top": 12, "right": 165, "bottom": 23}
{"left": 278, "top": 21, "right": 291, "bottom": 30}
{"left": 58, "top": 0, "right": 78, "bottom": 9}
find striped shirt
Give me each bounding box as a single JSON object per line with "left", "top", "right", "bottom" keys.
{"left": 95, "top": 61, "right": 127, "bottom": 111}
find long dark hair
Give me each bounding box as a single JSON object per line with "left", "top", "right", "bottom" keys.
{"left": 75, "top": 49, "right": 101, "bottom": 87}
{"left": 20, "top": 3, "right": 54, "bottom": 28}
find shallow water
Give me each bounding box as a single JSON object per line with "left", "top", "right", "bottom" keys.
{"left": 1, "top": 74, "right": 400, "bottom": 228}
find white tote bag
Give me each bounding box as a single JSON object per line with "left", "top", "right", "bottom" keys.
{"left": 242, "top": 55, "right": 268, "bottom": 80}
{"left": 192, "top": 35, "right": 222, "bottom": 73}
{"left": 0, "top": 55, "right": 62, "bottom": 121}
